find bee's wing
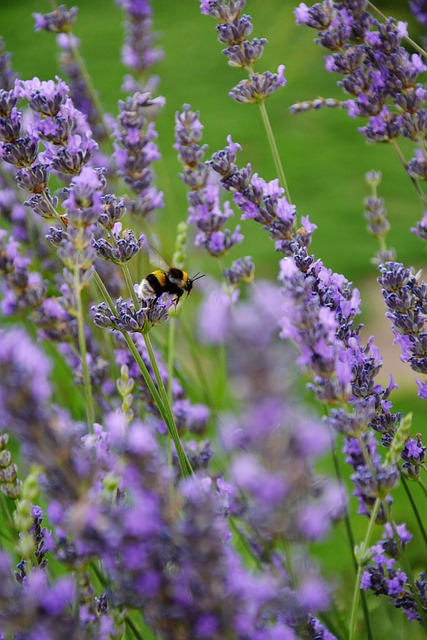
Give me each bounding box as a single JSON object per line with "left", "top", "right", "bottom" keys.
{"left": 142, "top": 235, "right": 171, "bottom": 271}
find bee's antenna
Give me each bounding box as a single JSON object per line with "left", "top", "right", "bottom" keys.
{"left": 191, "top": 272, "right": 205, "bottom": 282}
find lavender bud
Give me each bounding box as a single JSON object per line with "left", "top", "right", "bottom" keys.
{"left": 223, "top": 256, "right": 255, "bottom": 286}
{"left": 1, "top": 135, "right": 38, "bottom": 167}
{"left": 15, "top": 163, "right": 50, "bottom": 193}
{"left": 24, "top": 190, "right": 58, "bottom": 219}
{"left": 229, "top": 66, "right": 286, "bottom": 104}
{"left": 0, "top": 89, "right": 18, "bottom": 118}
{"left": 99, "top": 194, "right": 127, "bottom": 229}
{"left": 216, "top": 15, "right": 253, "bottom": 45}
{"left": 33, "top": 5, "right": 78, "bottom": 33}
{"left": 92, "top": 228, "right": 145, "bottom": 264}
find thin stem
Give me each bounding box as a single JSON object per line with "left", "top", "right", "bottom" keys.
{"left": 120, "top": 259, "right": 140, "bottom": 310}
{"left": 45, "top": 197, "right": 190, "bottom": 475}
{"left": 356, "top": 434, "right": 377, "bottom": 478}
{"left": 417, "top": 475, "right": 427, "bottom": 497}
{"left": 258, "top": 100, "right": 292, "bottom": 202}
{"left": 0, "top": 495, "right": 15, "bottom": 543}
{"left": 143, "top": 333, "right": 193, "bottom": 477}
{"left": 367, "top": 2, "right": 427, "bottom": 58}
{"left": 92, "top": 278, "right": 166, "bottom": 417}
{"left": 74, "top": 264, "right": 95, "bottom": 431}
{"left": 391, "top": 139, "right": 427, "bottom": 209}
{"left": 349, "top": 498, "right": 381, "bottom": 640}
{"left": 125, "top": 615, "right": 146, "bottom": 640}
{"left": 166, "top": 315, "right": 177, "bottom": 475}
{"left": 326, "top": 427, "right": 373, "bottom": 640}
{"left": 400, "top": 471, "right": 427, "bottom": 550}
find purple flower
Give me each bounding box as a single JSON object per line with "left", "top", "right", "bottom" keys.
{"left": 92, "top": 222, "right": 145, "bottom": 264}
{"left": 33, "top": 6, "right": 78, "bottom": 33}
{"left": 0, "top": 329, "right": 51, "bottom": 423}
{"left": 21, "top": 77, "right": 69, "bottom": 117}
{"left": 411, "top": 211, "right": 427, "bottom": 240}
{"left": 378, "top": 261, "right": 427, "bottom": 375}
{"left": 229, "top": 65, "right": 286, "bottom": 104}
{"left": 0, "top": 38, "right": 18, "bottom": 92}
{"left": 295, "top": 3, "right": 427, "bottom": 154}
{"left": 201, "top": 2, "right": 286, "bottom": 104}
{"left": 56, "top": 33, "right": 107, "bottom": 142}
{"left": 113, "top": 92, "right": 164, "bottom": 217}
{"left": 0, "top": 231, "right": 46, "bottom": 315}
{"left": 175, "top": 105, "right": 242, "bottom": 257}
{"left": 197, "top": 282, "right": 233, "bottom": 344}
{"left": 116, "top": 0, "right": 163, "bottom": 80}
{"left": 410, "top": 0, "right": 427, "bottom": 25}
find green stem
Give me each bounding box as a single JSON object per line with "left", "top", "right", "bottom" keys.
{"left": 166, "top": 315, "right": 177, "bottom": 475}
{"left": 143, "top": 332, "right": 193, "bottom": 478}
{"left": 258, "top": 100, "right": 292, "bottom": 202}
{"left": 120, "top": 259, "right": 140, "bottom": 309}
{"left": 0, "top": 495, "right": 15, "bottom": 543}
{"left": 74, "top": 264, "right": 95, "bottom": 431}
{"left": 400, "top": 471, "right": 427, "bottom": 550}
{"left": 125, "top": 615, "right": 146, "bottom": 640}
{"left": 417, "top": 475, "right": 427, "bottom": 497}
{"left": 327, "top": 427, "right": 373, "bottom": 640}
{"left": 356, "top": 434, "right": 377, "bottom": 478}
{"left": 349, "top": 498, "right": 381, "bottom": 640}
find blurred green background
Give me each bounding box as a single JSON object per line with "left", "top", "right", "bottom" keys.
{"left": 1, "top": 3, "right": 427, "bottom": 636}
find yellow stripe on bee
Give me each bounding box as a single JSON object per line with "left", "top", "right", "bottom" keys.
{"left": 179, "top": 271, "right": 189, "bottom": 288}
{"left": 152, "top": 270, "right": 167, "bottom": 286}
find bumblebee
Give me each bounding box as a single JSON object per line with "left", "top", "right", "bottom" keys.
{"left": 139, "top": 268, "right": 204, "bottom": 305}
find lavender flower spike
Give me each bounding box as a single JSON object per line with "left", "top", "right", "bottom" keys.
{"left": 378, "top": 262, "right": 427, "bottom": 378}
{"left": 175, "top": 105, "right": 243, "bottom": 257}
{"left": 116, "top": 0, "right": 163, "bottom": 77}
{"left": 201, "top": 1, "right": 286, "bottom": 104}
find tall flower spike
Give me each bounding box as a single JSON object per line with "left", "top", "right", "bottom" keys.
{"left": 0, "top": 230, "right": 46, "bottom": 316}
{"left": 378, "top": 262, "right": 427, "bottom": 383}
{"left": 364, "top": 170, "right": 396, "bottom": 264}
{"left": 113, "top": 92, "right": 164, "bottom": 217}
{"left": 175, "top": 105, "right": 243, "bottom": 257}
{"left": 56, "top": 33, "right": 107, "bottom": 142}
{"left": 116, "top": 0, "right": 163, "bottom": 94}
{"left": 0, "top": 37, "right": 18, "bottom": 91}
{"left": 200, "top": 1, "right": 286, "bottom": 103}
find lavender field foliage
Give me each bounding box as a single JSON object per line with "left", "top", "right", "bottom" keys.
{"left": 0, "top": 1, "right": 427, "bottom": 639}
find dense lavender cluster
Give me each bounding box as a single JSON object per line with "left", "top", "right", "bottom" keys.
{"left": 378, "top": 261, "right": 427, "bottom": 395}
{"left": 294, "top": 1, "right": 427, "bottom": 183}
{"left": 0, "top": 0, "right": 427, "bottom": 638}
